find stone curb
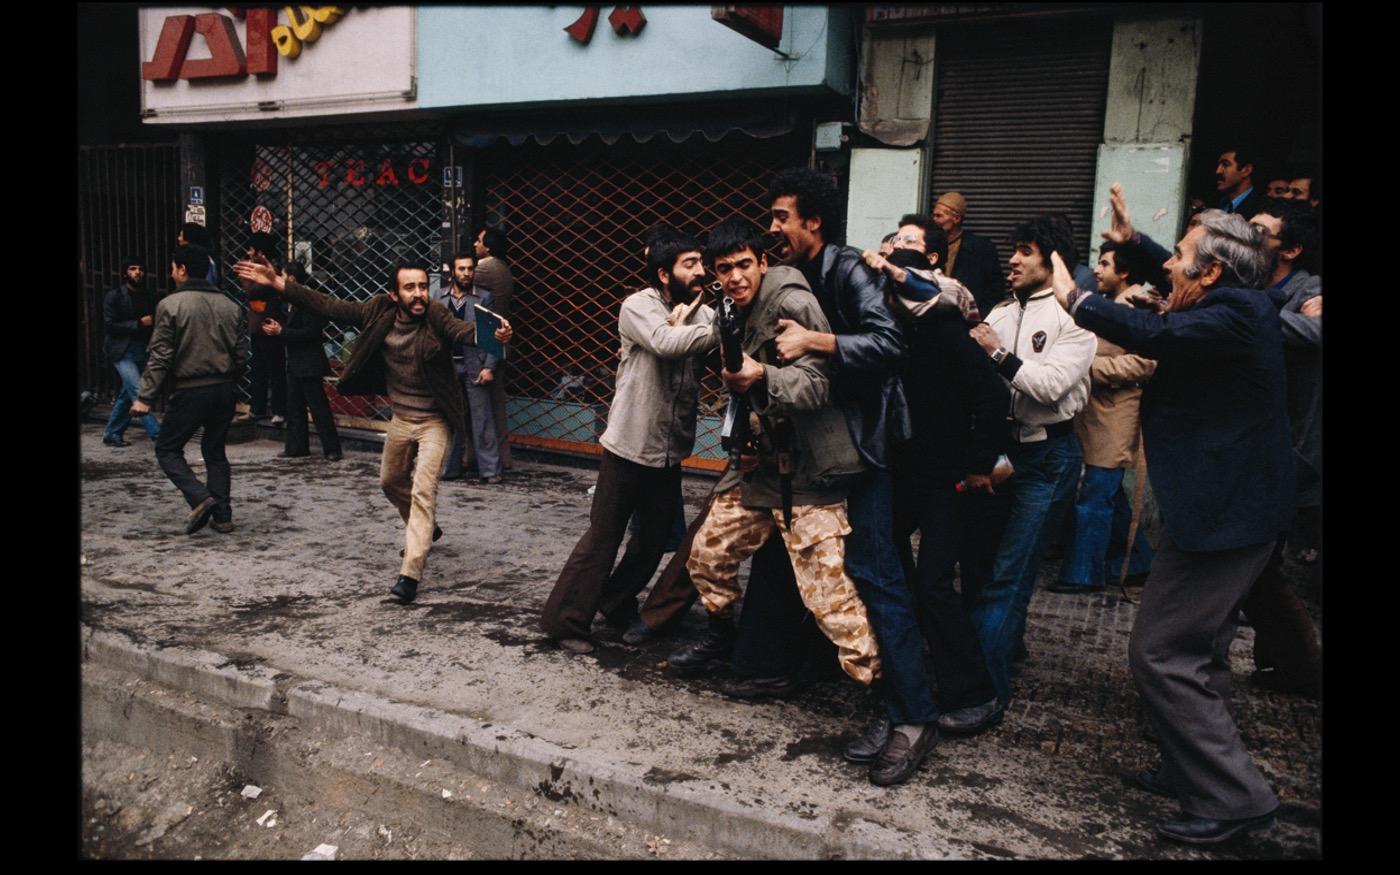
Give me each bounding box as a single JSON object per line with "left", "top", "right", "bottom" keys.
{"left": 81, "top": 625, "right": 967, "bottom": 859}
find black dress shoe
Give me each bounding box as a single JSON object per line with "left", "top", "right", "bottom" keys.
{"left": 440, "top": 471, "right": 460, "bottom": 481}
{"left": 324, "top": 452, "right": 343, "bottom": 462}
{"left": 185, "top": 496, "right": 218, "bottom": 534}
{"left": 869, "top": 724, "right": 938, "bottom": 786}
{"left": 1156, "top": 808, "right": 1277, "bottom": 845}
{"left": 1122, "top": 768, "right": 1174, "bottom": 798}
{"left": 843, "top": 717, "right": 891, "bottom": 764}
{"left": 937, "top": 697, "right": 1004, "bottom": 736}
{"left": 389, "top": 575, "right": 419, "bottom": 604}
{"left": 718, "top": 674, "right": 799, "bottom": 701}
{"left": 621, "top": 619, "right": 660, "bottom": 646}
{"left": 666, "top": 616, "right": 735, "bottom": 676}
{"left": 103, "top": 437, "right": 131, "bottom": 447}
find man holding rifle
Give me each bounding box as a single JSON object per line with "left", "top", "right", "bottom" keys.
{"left": 667, "top": 219, "right": 881, "bottom": 709}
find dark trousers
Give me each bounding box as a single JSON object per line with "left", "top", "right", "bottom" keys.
{"left": 249, "top": 335, "right": 286, "bottom": 417}
{"left": 634, "top": 492, "right": 711, "bottom": 632}
{"left": 728, "top": 468, "right": 939, "bottom": 724}
{"left": 893, "top": 475, "right": 998, "bottom": 711}
{"left": 540, "top": 451, "right": 683, "bottom": 640}
{"left": 1129, "top": 538, "right": 1279, "bottom": 820}
{"left": 1242, "top": 539, "right": 1321, "bottom": 680}
{"left": 285, "top": 375, "right": 342, "bottom": 457}
{"left": 154, "top": 383, "right": 236, "bottom": 523}
{"left": 729, "top": 535, "right": 837, "bottom": 679}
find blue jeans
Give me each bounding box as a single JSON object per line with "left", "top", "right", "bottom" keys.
{"left": 846, "top": 469, "right": 940, "bottom": 725}
{"left": 103, "top": 348, "right": 160, "bottom": 441}
{"left": 1060, "top": 465, "right": 1154, "bottom": 588}
{"left": 971, "top": 433, "right": 1082, "bottom": 703}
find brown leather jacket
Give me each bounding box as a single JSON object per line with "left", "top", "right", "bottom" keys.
{"left": 278, "top": 280, "right": 478, "bottom": 435}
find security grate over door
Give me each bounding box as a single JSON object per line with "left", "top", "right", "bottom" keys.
{"left": 480, "top": 133, "right": 803, "bottom": 472}
{"left": 220, "top": 141, "right": 442, "bottom": 425}
{"left": 78, "top": 143, "right": 182, "bottom": 399}
{"left": 930, "top": 17, "right": 1111, "bottom": 271}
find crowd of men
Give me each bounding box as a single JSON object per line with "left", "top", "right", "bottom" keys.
{"left": 98, "top": 143, "right": 1321, "bottom": 847}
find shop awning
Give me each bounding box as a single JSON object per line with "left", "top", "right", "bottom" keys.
{"left": 451, "top": 101, "right": 797, "bottom": 149}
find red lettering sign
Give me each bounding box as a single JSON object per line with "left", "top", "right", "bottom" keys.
{"left": 244, "top": 8, "right": 278, "bottom": 76}
{"left": 375, "top": 159, "right": 400, "bottom": 186}
{"left": 565, "top": 6, "right": 645, "bottom": 45}
{"left": 305, "top": 158, "right": 432, "bottom": 187}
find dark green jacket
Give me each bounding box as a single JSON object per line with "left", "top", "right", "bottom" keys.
{"left": 137, "top": 279, "right": 246, "bottom": 403}
{"left": 277, "top": 280, "right": 478, "bottom": 436}
{"left": 716, "top": 266, "right": 866, "bottom": 508}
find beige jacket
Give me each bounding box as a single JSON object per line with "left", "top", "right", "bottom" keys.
{"left": 1073, "top": 290, "right": 1157, "bottom": 468}
{"left": 598, "top": 288, "right": 717, "bottom": 467}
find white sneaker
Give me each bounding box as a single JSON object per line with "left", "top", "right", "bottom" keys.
{"left": 270, "top": 415, "right": 286, "bottom": 425}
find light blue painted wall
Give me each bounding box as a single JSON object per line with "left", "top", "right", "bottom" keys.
{"left": 418, "top": 6, "right": 849, "bottom": 109}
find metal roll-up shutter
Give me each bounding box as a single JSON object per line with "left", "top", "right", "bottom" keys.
{"left": 930, "top": 17, "right": 1111, "bottom": 270}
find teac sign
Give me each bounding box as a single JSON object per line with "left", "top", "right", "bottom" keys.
{"left": 143, "top": 6, "right": 347, "bottom": 81}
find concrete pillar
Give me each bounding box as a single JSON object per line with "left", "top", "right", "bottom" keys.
{"left": 1089, "top": 16, "right": 1203, "bottom": 265}
{"left": 847, "top": 24, "right": 936, "bottom": 250}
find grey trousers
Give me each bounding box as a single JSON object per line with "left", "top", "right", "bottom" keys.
{"left": 443, "top": 351, "right": 501, "bottom": 479}
{"left": 1129, "top": 538, "right": 1280, "bottom": 820}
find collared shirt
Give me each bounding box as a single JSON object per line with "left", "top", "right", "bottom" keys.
{"left": 1224, "top": 186, "right": 1255, "bottom": 213}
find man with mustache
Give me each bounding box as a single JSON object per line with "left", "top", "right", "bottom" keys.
{"left": 1214, "top": 144, "right": 1267, "bottom": 219}
{"left": 540, "top": 231, "right": 718, "bottom": 654}
{"left": 233, "top": 255, "right": 513, "bottom": 606}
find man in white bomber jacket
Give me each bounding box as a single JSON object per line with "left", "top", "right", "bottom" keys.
{"left": 964, "top": 215, "right": 1096, "bottom": 708}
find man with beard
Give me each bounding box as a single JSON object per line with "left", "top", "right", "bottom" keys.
{"left": 540, "top": 232, "right": 717, "bottom": 654}
{"left": 436, "top": 251, "right": 503, "bottom": 484}
{"left": 233, "top": 255, "right": 513, "bottom": 605}
{"left": 101, "top": 254, "right": 162, "bottom": 447}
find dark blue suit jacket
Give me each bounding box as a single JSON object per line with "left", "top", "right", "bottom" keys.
{"left": 1073, "top": 287, "right": 1293, "bottom": 552}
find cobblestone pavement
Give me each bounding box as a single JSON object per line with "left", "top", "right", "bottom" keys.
{"left": 79, "top": 425, "right": 1321, "bottom": 858}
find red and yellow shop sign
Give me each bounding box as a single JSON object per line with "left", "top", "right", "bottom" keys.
{"left": 142, "top": 6, "right": 348, "bottom": 82}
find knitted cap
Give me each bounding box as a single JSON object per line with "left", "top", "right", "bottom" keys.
{"left": 934, "top": 191, "right": 967, "bottom": 218}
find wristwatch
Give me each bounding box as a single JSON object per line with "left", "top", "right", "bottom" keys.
{"left": 991, "top": 347, "right": 1009, "bottom": 364}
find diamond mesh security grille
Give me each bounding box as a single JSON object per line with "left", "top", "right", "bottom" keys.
{"left": 220, "top": 140, "right": 442, "bottom": 424}
{"left": 480, "top": 134, "right": 802, "bottom": 471}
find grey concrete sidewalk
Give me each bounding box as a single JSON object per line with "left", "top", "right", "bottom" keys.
{"left": 79, "top": 425, "right": 1321, "bottom": 859}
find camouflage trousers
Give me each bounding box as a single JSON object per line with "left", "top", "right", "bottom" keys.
{"left": 685, "top": 488, "right": 882, "bottom": 685}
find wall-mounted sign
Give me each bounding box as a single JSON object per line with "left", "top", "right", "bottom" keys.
{"left": 138, "top": 6, "right": 416, "bottom": 124}
{"left": 184, "top": 204, "right": 207, "bottom": 225}
{"left": 564, "top": 5, "right": 647, "bottom": 45}
{"left": 189, "top": 186, "right": 204, "bottom": 205}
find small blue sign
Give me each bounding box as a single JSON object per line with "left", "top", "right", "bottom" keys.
{"left": 189, "top": 186, "right": 205, "bottom": 205}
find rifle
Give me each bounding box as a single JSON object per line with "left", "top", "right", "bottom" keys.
{"left": 718, "top": 295, "right": 752, "bottom": 472}
{"left": 719, "top": 293, "right": 796, "bottom": 532}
